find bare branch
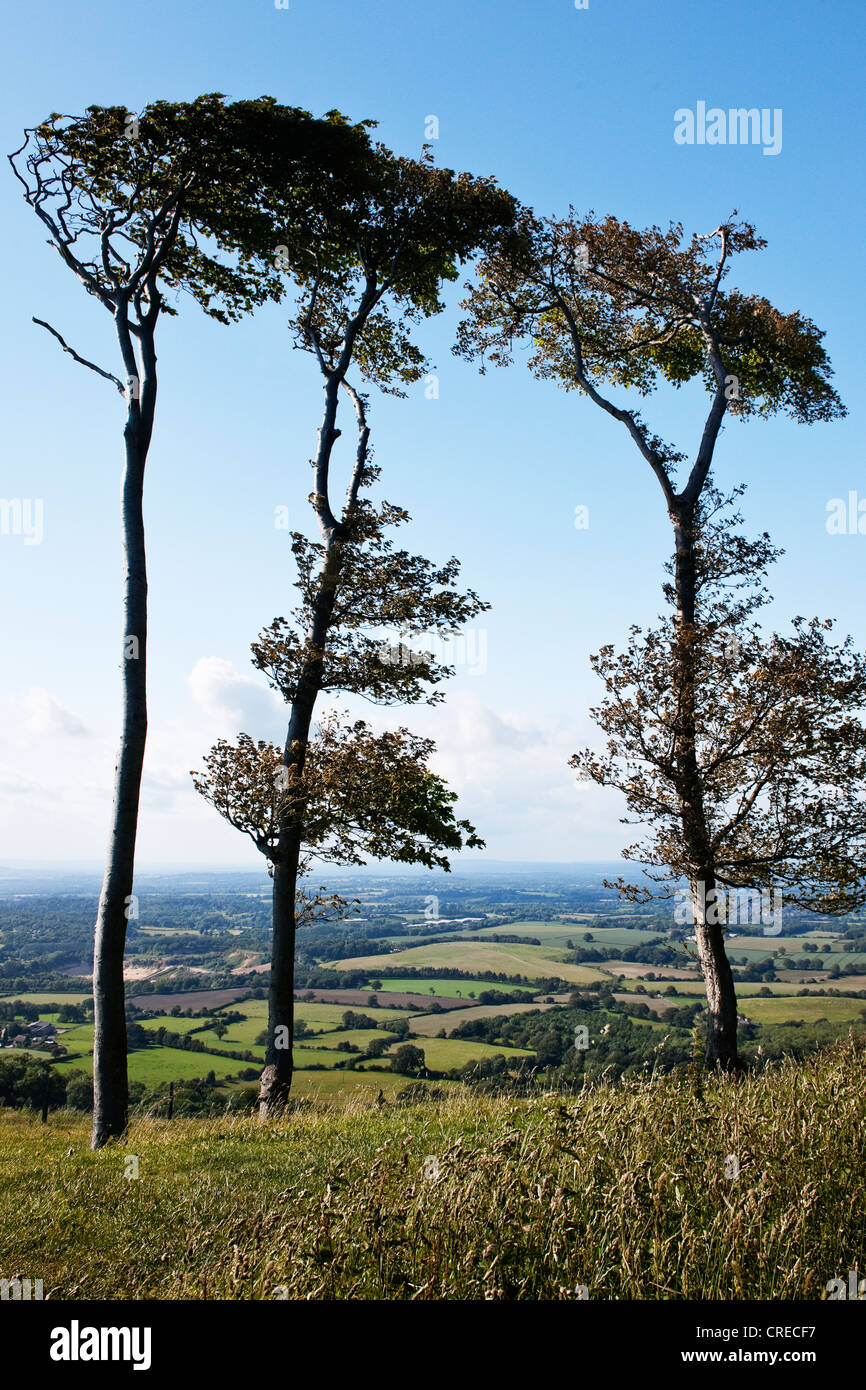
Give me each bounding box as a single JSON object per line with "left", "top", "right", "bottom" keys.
{"left": 32, "top": 317, "right": 125, "bottom": 393}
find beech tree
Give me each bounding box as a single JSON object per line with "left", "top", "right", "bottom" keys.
{"left": 195, "top": 152, "right": 513, "bottom": 1115}
{"left": 458, "top": 210, "right": 845, "bottom": 1068}
{"left": 570, "top": 485, "right": 866, "bottom": 1049}
{"left": 9, "top": 96, "right": 373, "bottom": 1146}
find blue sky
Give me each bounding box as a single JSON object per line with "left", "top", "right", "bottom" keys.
{"left": 1, "top": 0, "right": 864, "bottom": 866}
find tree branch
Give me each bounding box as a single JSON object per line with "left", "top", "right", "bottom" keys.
{"left": 32, "top": 317, "right": 125, "bottom": 393}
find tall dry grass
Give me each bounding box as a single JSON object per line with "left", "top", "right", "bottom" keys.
{"left": 0, "top": 1037, "right": 862, "bottom": 1299}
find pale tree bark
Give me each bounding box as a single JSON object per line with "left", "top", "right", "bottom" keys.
{"left": 91, "top": 310, "right": 157, "bottom": 1147}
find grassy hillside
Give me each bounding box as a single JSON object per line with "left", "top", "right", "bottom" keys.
{"left": 334, "top": 940, "right": 606, "bottom": 983}
{"left": 1, "top": 1038, "right": 862, "bottom": 1300}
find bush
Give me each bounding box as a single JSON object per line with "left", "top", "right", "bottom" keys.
{"left": 63, "top": 1070, "right": 93, "bottom": 1111}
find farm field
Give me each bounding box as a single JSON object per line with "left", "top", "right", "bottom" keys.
{"left": 656, "top": 978, "right": 866, "bottom": 997}
{"left": 603, "top": 961, "right": 699, "bottom": 979}
{"left": 53, "top": 1023, "right": 95, "bottom": 1053}
{"left": 53, "top": 1046, "right": 245, "bottom": 1084}
{"left": 294, "top": 1001, "right": 412, "bottom": 1029}
{"left": 139, "top": 1016, "right": 207, "bottom": 1035}
{"left": 358, "top": 1036, "right": 533, "bottom": 1070}
{"left": 312, "top": 1029, "right": 394, "bottom": 1051}
{"left": 334, "top": 942, "right": 607, "bottom": 984}
{"left": 469, "top": 922, "right": 666, "bottom": 950}
{"left": 0, "top": 991, "right": 91, "bottom": 1005}
{"left": 194, "top": 1003, "right": 414, "bottom": 1052}
{"left": 369, "top": 976, "right": 536, "bottom": 999}
{"left": 294, "top": 987, "right": 471, "bottom": 1009}
{"left": 127, "top": 988, "right": 250, "bottom": 1012}
{"left": 410, "top": 1002, "right": 558, "bottom": 1036}
{"left": 739, "top": 996, "right": 866, "bottom": 1025}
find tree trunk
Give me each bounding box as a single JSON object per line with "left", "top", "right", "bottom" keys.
{"left": 672, "top": 502, "right": 739, "bottom": 1070}
{"left": 691, "top": 872, "right": 740, "bottom": 1070}
{"left": 258, "top": 542, "right": 342, "bottom": 1118}
{"left": 256, "top": 358, "right": 368, "bottom": 1118}
{"left": 91, "top": 383, "right": 150, "bottom": 1149}
{"left": 258, "top": 837, "right": 300, "bottom": 1117}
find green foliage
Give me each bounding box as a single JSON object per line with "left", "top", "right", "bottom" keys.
{"left": 0, "top": 1054, "right": 65, "bottom": 1110}
{"left": 571, "top": 486, "right": 866, "bottom": 912}
{"left": 458, "top": 210, "right": 844, "bottom": 433}
{"left": 193, "top": 712, "right": 482, "bottom": 871}
{"left": 251, "top": 496, "right": 488, "bottom": 708}
{"left": 390, "top": 1042, "right": 426, "bottom": 1074}
{"left": 10, "top": 96, "right": 375, "bottom": 325}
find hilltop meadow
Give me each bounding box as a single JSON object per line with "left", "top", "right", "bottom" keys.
{"left": 1, "top": 1037, "right": 862, "bottom": 1300}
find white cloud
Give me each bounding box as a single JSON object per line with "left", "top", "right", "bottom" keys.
{"left": 15, "top": 687, "right": 90, "bottom": 738}
{"left": 337, "top": 689, "right": 632, "bottom": 861}
{"left": 186, "top": 657, "right": 284, "bottom": 739}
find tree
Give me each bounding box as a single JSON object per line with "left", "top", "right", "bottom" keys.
{"left": 391, "top": 1043, "right": 426, "bottom": 1075}
{"left": 194, "top": 150, "right": 513, "bottom": 1116}
{"left": 63, "top": 1071, "right": 94, "bottom": 1111}
{"left": 572, "top": 483, "right": 866, "bottom": 993}
{"left": 459, "top": 210, "right": 845, "bottom": 1068}
{"left": 10, "top": 95, "right": 374, "bottom": 1147}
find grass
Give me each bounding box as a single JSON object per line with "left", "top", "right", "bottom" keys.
{"left": 335, "top": 942, "right": 606, "bottom": 984}
{"left": 400, "top": 1037, "right": 533, "bottom": 1069}
{"left": 471, "top": 922, "right": 665, "bottom": 950}
{"left": 0, "top": 991, "right": 91, "bottom": 1005}
{"left": 312, "top": 1029, "right": 394, "bottom": 1051}
{"left": 0, "top": 1037, "right": 862, "bottom": 1299}
{"left": 739, "top": 996, "right": 866, "bottom": 1025}
{"left": 138, "top": 1016, "right": 207, "bottom": 1035}
{"left": 54, "top": 1048, "right": 245, "bottom": 1084}
{"left": 371, "top": 976, "right": 536, "bottom": 998}
{"left": 410, "top": 1002, "right": 556, "bottom": 1037}
{"left": 286, "top": 1069, "right": 434, "bottom": 1102}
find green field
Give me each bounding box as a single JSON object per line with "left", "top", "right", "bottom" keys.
{"left": 373, "top": 975, "right": 535, "bottom": 999}
{"left": 740, "top": 996, "right": 866, "bottom": 1025}
{"left": 313, "top": 1029, "right": 394, "bottom": 1051}
{"left": 335, "top": 941, "right": 606, "bottom": 984}
{"left": 656, "top": 978, "right": 866, "bottom": 998}
{"left": 468, "top": 921, "right": 667, "bottom": 951}
{"left": 53, "top": 1022, "right": 95, "bottom": 1053}
{"left": 0, "top": 991, "right": 90, "bottom": 1005}
{"left": 194, "top": 1019, "right": 264, "bottom": 1050}
{"left": 411, "top": 1002, "right": 557, "bottom": 1036}
{"left": 360, "top": 1036, "right": 533, "bottom": 1071}
{"left": 138, "top": 1016, "right": 208, "bottom": 1035}
{"left": 54, "top": 1047, "right": 246, "bottom": 1084}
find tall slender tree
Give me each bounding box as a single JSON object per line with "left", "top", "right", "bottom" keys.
{"left": 458, "top": 210, "right": 845, "bottom": 1068}
{"left": 571, "top": 483, "right": 866, "bottom": 1026}
{"left": 195, "top": 151, "right": 514, "bottom": 1116}
{"left": 10, "top": 96, "right": 374, "bottom": 1145}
